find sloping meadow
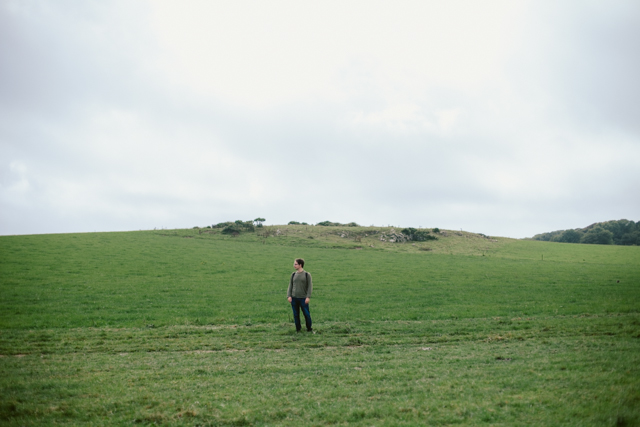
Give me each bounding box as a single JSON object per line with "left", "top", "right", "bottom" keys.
{"left": 1, "top": 228, "right": 639, "bottom": 425}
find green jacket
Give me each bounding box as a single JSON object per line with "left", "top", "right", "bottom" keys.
{"left": 287, "top": 270, "right": 312, "bottom": 299}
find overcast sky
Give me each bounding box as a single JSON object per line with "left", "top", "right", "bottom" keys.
{"left": 1, "top": 1, "right": 639, "bottom": 238}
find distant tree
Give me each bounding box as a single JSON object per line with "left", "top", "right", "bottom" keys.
{"left": 558, "top": 229, "right": 583, "bottom": 243}
{"left": 581, "top": 227, "right": 613, "bottom": 245}
{"left": 432, "top": 228, "right": 440, "bottom": 233}
{"left": 531, "top": 219, "right": 638, "bottom": 246}
{"left": 288, "top": 221, "right": 300, "bottom": 225}
{"left": 533, "top": 230, "right": 564, "bottom": 242}
{"left": 620, "top": 231, "right": 640, "bottom": 246}
{"left": 254, "top": 217, "right": 266, "bottom": 227}
{"left": 599, "top": 219, "right": 636, "bottom": 244}
{"left": 550, "top": 233, "right": 564, "bottom": 242}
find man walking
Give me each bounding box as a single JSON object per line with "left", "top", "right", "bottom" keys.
{"left": 287, "top": 258, "right": 313, "bottom": 332}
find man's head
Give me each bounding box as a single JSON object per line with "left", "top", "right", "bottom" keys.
{"left": 294, "top": 258, "right": 305, "bottom": 269}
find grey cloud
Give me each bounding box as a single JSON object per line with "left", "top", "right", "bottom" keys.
{"left": 1, "top": 1, "right": 638, "bottom": 238}
{"left": 510, "top": 1, "right": 640, "bottom": 135}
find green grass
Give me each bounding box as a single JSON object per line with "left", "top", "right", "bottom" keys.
{"left": 1, "top": 226, "right": 639, "bottom": 425}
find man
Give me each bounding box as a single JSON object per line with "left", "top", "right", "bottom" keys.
{"left": 287, "top": 258, "right": 313, "bottom": 332}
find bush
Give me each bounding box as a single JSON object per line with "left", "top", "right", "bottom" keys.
{"left": 288, "top": 221, "right": 300, "bottom": 225}
{"left": 221, "top": 224, "right": 243, "bottom": 234}
{"left": 235, "top": 220, "right": 255, "bottom": 232}
{"left": 216, "top": 220, "right": 255, "bottom": 234}
{"left": 401, "top": 228, "right": 438, "bottom": 242}
{"left": 316, "top": 221, "right": 359, "bottom": 227}
{"left": 213, "top": 222, "right": 233, "bottom": 229}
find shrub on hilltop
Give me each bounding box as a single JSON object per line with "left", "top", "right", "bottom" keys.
{"left": 317, "top": 221, "right": 359, "bottom": 227}
{"left": 211, "top": 220, "right": 256, "bottom": 235}
{"left": 401, "top": 228, "right": 438, "bottom": 242}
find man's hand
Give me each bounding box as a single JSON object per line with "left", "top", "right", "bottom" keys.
{"left": 287, "top": 297, "right": 292, "bottom": 303}
{"left": 305, "top": 298, "right": 310, "bottom": 304}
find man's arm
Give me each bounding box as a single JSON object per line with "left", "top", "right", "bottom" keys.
{"left": 305, "top": 273, "right": 312, "bottom": 304}
{"left": 287, "top": 273, "right": 293, "bottom": 302}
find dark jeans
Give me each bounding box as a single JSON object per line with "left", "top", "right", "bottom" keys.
{"left": 290, "top": 297, "right": 312, "bottom": 331}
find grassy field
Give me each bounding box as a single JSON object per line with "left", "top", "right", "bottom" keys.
{"left": 1, "top": 225, "right": 639, "bottom": 426}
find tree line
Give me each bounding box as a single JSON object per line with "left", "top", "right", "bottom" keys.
{"left": 531, "top": 219, "right": 639, "bottom": 245}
